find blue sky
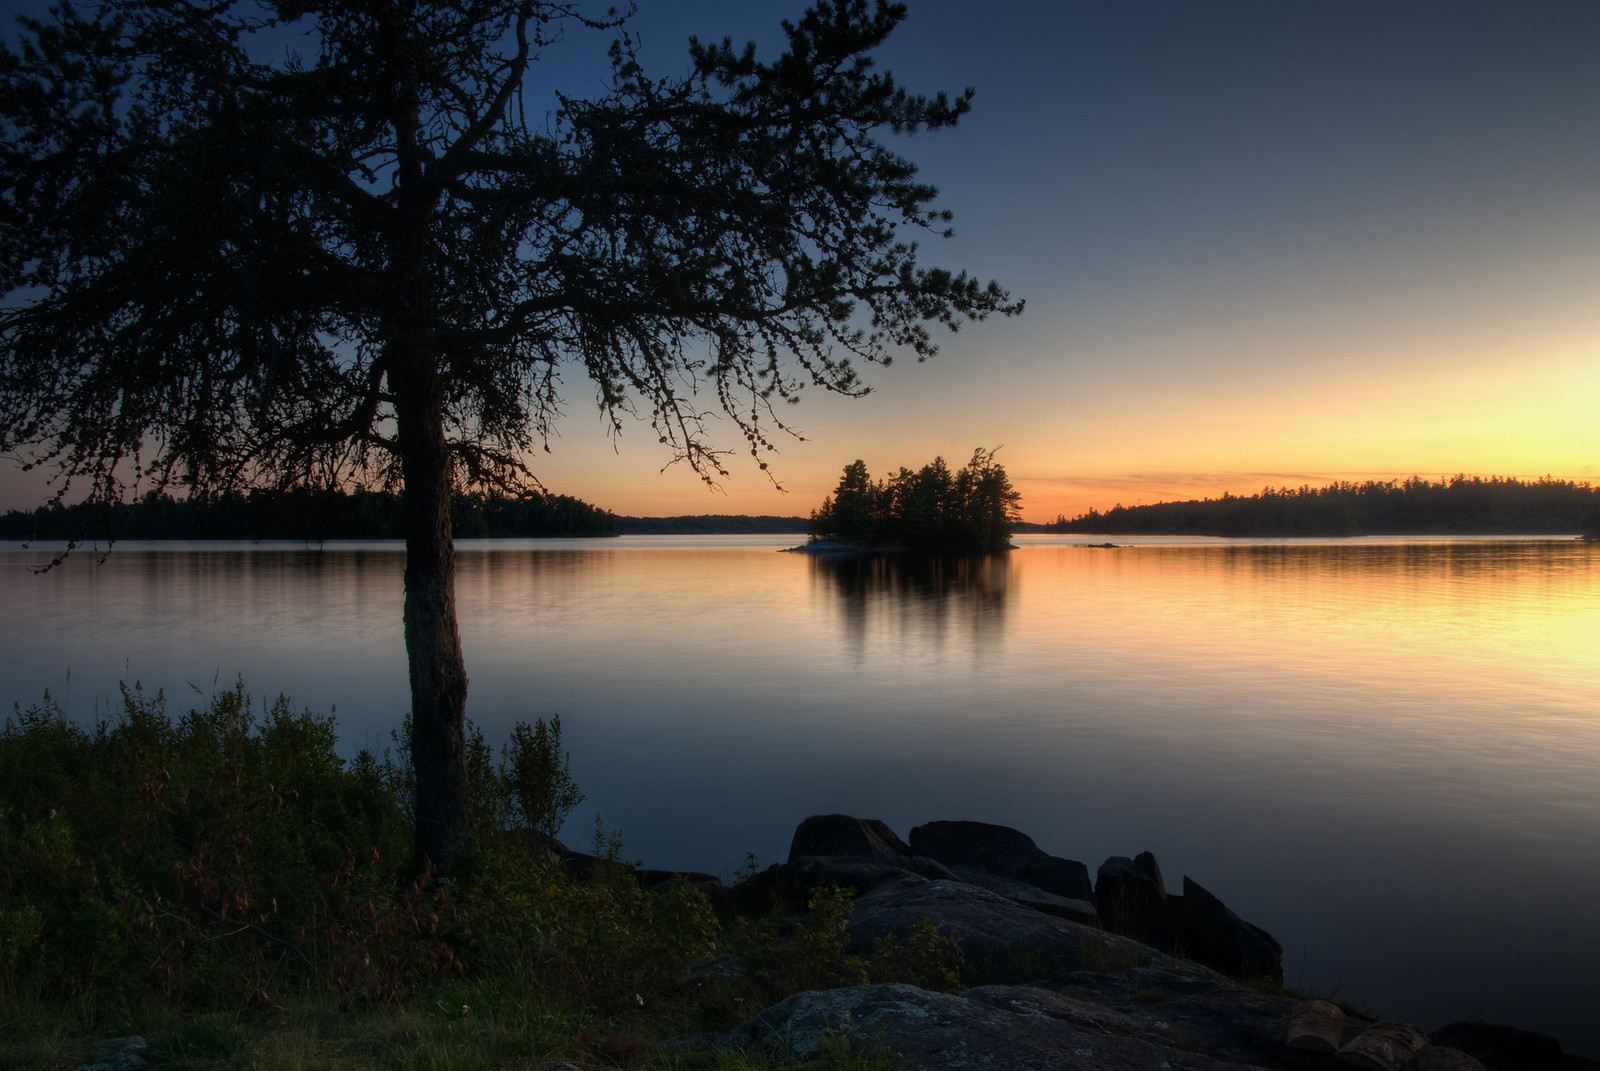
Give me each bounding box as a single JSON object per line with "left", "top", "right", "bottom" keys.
{"left": 3, "top": 0, "right": 1597, "bottom": 519}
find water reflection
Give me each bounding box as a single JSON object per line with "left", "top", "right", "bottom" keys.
{"left": 806, "top": 551, "right": 1013, "bottom": 654}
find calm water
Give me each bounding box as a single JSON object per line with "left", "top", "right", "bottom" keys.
{"left": 3, "top": 534, "right": 1598, "bottom": 1054}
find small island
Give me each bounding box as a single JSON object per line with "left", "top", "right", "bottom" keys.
{"left": 796, "top": 448, "right": 1022, "bottom": 553}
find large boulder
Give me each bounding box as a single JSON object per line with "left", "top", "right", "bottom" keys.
{"left": 788, "top": 814, "right": 915, "bottom": 866}
{"left": 909, "top": 820, "right": 1095, "bottom": 903}
{"left": 844, "top": 871, "right": 1170, "bottom": 982}
{"left": 784, "top": 814, "right": 959, "bottom": 890}
{"left": 1171, "top": 875, "right": 1284, "bottom": 984}
{"left": 947, "top": 865, "right": 1100, "bottom": 926}
{"left": 1055, "top": 965, "right": 1336, "bottom": 1067}
{"left": 1096, "top": 853, "right": 1186, "bottom": 953}
{"left": 783, "top": 855, "right": 955, "bottom": 899}
{"left": 1095, "top": 852, "right": 1283, "bottom": 984}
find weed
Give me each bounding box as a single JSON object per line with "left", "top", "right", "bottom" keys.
{"left": 870, "top": 918, "right": 964, "bottom": 992}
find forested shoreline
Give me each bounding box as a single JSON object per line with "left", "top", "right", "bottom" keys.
{"left": 1045, "top": 476, "right": 1600, "bottom": 537}
{"left": 0, "top": 488, "right": 618, "bottom": 541}
{"left": 615, "top": 514, "right": 807, "bottom": 534}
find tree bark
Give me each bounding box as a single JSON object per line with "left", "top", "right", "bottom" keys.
{"left": 394, "top": 341, "right": 470, "bottom": 875}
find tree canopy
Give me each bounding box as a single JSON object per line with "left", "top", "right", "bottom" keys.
{"left": 1047, "top": 475, "right": 1600, "bottom": 537}
{"left": 807, "top": 447, "right": 1021, "bottom": 551}
{"left": 0, "top": 0, "right": 1020, "bottom": 870}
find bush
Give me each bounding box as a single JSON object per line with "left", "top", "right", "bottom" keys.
{"left": 0, "top": 685, "right": 713, "bottom": 1020}
{"left": 504, "top": 715, "right": 584, "bottom": 840}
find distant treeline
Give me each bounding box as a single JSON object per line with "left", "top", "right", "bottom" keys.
{"left": 0, "top": 488, "right": 618, "bottom": 541}
{"left": 615, "top": 514, "right": 808, "bottom": 534}
{"left": 1047, "top": 476, "right": 1600, "bottom": 537}
{"left": 808, "top": 448, "right": 1021, "bottom": 552}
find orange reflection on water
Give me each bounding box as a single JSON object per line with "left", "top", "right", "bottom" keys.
{"left": 1013, "top": 538, "right": 1599, "bottom": 697}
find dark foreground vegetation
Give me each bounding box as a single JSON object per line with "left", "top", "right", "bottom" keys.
{"left": 10, "top": 690, "right": 1593, "bottom": 1069}
{"left": 807, "top": 449, "right": 1021, "bottom": 552}
{"left": 0, "top": 686, "right": 961, "bottom": 1070}
{"left": 1047, "top": 475, "right": 1600, "bottom": 537}
{"left": 0, "top": 489, "right": 618, "bottom": 543}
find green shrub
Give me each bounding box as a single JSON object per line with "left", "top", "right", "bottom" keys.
{"left": 503, "top": 714, "right": 584, "bottom": 839}
{"left": 869, "top": 918, "right": 964, "bottom": 992}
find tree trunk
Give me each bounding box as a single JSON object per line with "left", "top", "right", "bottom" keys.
{"left": 395, "top": 345, "right": 470, "bottom": 875}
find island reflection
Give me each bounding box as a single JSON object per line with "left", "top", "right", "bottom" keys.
{"left": 805, "top": 551, "right": 1013, "bottom": 653}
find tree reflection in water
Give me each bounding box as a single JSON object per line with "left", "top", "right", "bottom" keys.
{"left": 805, "top": 551, "right": 1014, "bottom": 656}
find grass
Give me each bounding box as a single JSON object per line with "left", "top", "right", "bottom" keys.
{"left": 1, "top": 993, "right": 909, "bottom": 1070}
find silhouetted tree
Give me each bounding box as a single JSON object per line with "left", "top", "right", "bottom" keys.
{"left": 0, "top": 1, "right": 1020, "bottom": 871}
{"left": 809, "top": 448, "right": 1019, "bottom": 550}
{"left": 1051, "top": 476, "right": 1598, "bottom": 536}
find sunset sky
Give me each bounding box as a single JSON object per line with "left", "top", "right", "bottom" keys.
{"left": 3, "top": 0, "right": 1597, "bottom": 521}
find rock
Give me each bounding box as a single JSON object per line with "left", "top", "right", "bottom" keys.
{"left": 844, "top": 871, "right": 1167, "bottom": 982}
{"left": 1410, "top": 1046, "right": 1488, "bottom": 1071}
{"left": 1429, "top": 1021, "right": 1566, "bottom": 1071}
{"left": 783, "top": 856, "right": 952, "bottom": 898}
{"left": 1337, "top": 1021, "right": 1429, "bottom": 1071}
{"left": 637, "top": 868, "right": 724, "bottom": 895}
{"left": 960, "top": 983, "right": 1145, "bottom": 1036}
{"left": 783, "top": 816, "right": 961, "bottom": 893}
{"left": 1133, "top": 850, "right": 1166, "bottom": 889}
{"left": 1287, "top": 999, "right": 1348, "bottom": 1053}
{"left": 77, "top": 1037, "right": 149, "bottom": 1071}
{"left": 1055, "top": 963, "right": 1239, "bottom": 1003}
{"left": 1093, "top": 855, "right": 1282, "bottom": 983}
{"left": 908, "top": 820, "right": 1096, "bottom": 903}
{"left": 731, "top": 981, "right": 1259, "bottom": 1070}
{"left": 1054, "top": 964, "right": 1316, "bottom": 1067}
{"left": 1173, "top": 875, "right": 1284, "bottom": 983}
{"left": 1096, "top": 854, "right": 1186, "bottom": 953}
{"left": 788, "top": 814, "right": 916, "bottom": 867}
{"left": 948, "top": 865, "right": 1100, "bottom": 925}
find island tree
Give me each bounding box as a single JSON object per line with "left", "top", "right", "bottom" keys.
{"left": 808, "top": 448, "right": 1021, "bottom": 551}
{"left": 0, "top": 1, "right": 1020, "bottom": 870}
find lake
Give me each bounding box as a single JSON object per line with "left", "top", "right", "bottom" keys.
{"left": 3, "top": 534, "right": 1598, "bottom": 1055}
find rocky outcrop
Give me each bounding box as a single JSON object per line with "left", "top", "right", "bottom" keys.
{"left": 789, "top": 814, "right": 918, "bottom": 865}
{"left": 1096, "top": 852, "right": 1283, "bottom": 984}
{"left": 1097, "top": 852, "right": 1187, "bottom": 951}
{"left": 723, "top": 978, "right": 1511, "bottom": 1071}
{"left": 784, "top": 814, "right": 959, "bottom": 891}
{"left": 771, "top": 815, "right": 1285, "bottom": 985}
{"left": 1173, "top": 875, "right": 1285, "bottom": 983}
{"left": 726, "top": 973, "right": 1393, "bottom": 1071}
{"left": 729, "top": 979, "right": 1269, "bottom": 1071}
{"left": 844, "top": 871, "right": 1168, "bottom": 981}
{"left": 909, "top": 819, "right": 1096, "bottom": 903}
{"left": 703, "top": 814, "right": 1589, "bottom": 1071}
{"left": 946, "top": 865, "right": 1100, "bottom": 926}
